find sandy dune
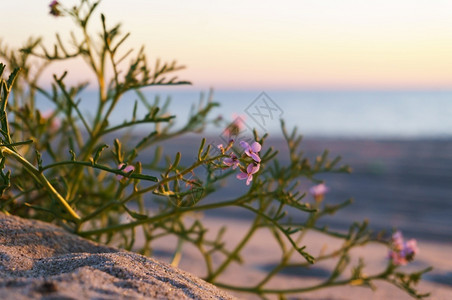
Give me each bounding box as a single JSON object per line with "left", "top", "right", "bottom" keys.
{"left": 0, "top": 212, "right": 235, "bottom": 300}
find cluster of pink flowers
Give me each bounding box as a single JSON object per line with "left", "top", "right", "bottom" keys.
{"left": 218, "top": 114, "right": 264, "bottom": 185}
{"left": 388, "top": 231, "right": 419, "bottom": 266}
{"left": 220, "top": 140, "right": 262, "bottom": 186}
{"left": 235, "top": 141, "right": 261, "bottom": 185}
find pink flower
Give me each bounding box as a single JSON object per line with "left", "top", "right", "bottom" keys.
{"left": 309, "top": 183, "right": 329, "bottom": 201}
{"left": 237, "top": 163, "right": 260, "bottom": 185}
{"left": 217, "top": 144, "right": 225, "bottom": 154}
{"left": 49, "top": 0, "right": 62, "bottom": 17}
{"left": 240, "top": 141, "right": 261, "bottom": 162}
{"left": 117, "top": 163, "right": 135, "bottom": 180}
{"left": 388, "top": 231, "right": 419, "bottom": 266}
{"left": 392, "top": 231, "right": 404, "bottom": 251}
{"left": 388, "top": 250, "right": 407, "bottom": 266}
{"left": 401, "top": 239, "right": 419, "bottom": 261}
{"left": 224, "top": 114, "right": 245, "bottom": 137}
{"left": 224, "top": 153, "right": 240, "bottom": 169}
{"left": 217, "top": 139, "right": 235, "bottom": 154}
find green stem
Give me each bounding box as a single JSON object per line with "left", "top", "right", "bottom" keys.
{"left": 124, "top": 155, "right": 224, "bottom": 202}
{"left": 214, "top": 277, "right": 355, "bottom": 294}
{"left": 214, "top": 267, "right": 393, "bottom": 295}
{"left": 1, "top": 146, "right": 81, "bottom": 221}
{"left": 101, "top": 115, "right": 174, "bottom": 135}
{"left": 170, "top": 237, "right": 184, "bottom": 267}
{"left": 64, "top": 16, "right": 108, "bottom": 202}
{"left": 79, "top": 154, "right": 225, "bottom": 223}
{"left": 239, "top": 204, "right": 314, "bottom": 264}
{"left": 78, "top": 195, "right": 250, "bottom": 237}
{"left": 41, "top": 160, "right": 157, "bottom": 181}
{"left": 207, "top": 214, "right": 261, "bottom": 282}
{"left": 257, "top": 205, "right": 317, "bottom": 288}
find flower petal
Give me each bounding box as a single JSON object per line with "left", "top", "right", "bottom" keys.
{"left": 223, "top": 158, "right": 233, "bottom": 165}
{"left": 236, "top": 172, "right": 248, "bottom": 180}
{"left": 251, "top": 142, "right": 261, "bottom": 152}
{"left": 247, "top": 163, "right": 260, "bottom": 174}
{"left": 392, "top": 231, "right": 404, "bottom": 251}
{"left": 240, "top": 141, "right": 250, "bottom": 150}
{"left": 403, "top": 239, "right": 419, "bottom": 257}
{"left": 124, "top": 165, "right": 135, "bottom": 173}
{"left": 309, "top": 183, "right": 328, "bottom": 196}
{"left": 250, "top": 153, "right": 261, "bottom": 162}
{"left": 246, "top": 174, "right": 253, "bottom": 185}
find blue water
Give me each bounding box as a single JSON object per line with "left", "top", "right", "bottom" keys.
{"left": 35, "top": 89, "right": 452, "bottom": 139}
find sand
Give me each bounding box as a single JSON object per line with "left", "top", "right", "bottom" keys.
{"left": 0, "top": 212, "right": 235, "bottom": 300}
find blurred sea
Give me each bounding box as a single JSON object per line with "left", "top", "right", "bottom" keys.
{"left": 36, "top": 89, "right": 452, "bottom": 139}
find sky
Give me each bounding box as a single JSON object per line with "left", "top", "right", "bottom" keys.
{"left": 1, "top": 0, "right": 452, "bottom": 90}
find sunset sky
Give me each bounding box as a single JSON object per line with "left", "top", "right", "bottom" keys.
{"left": 1, "top": 0, "right": 452, "bottom": 90}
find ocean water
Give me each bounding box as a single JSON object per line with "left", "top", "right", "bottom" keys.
{"left": 35, "top": 89, "right": 452, "bottom": 139}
